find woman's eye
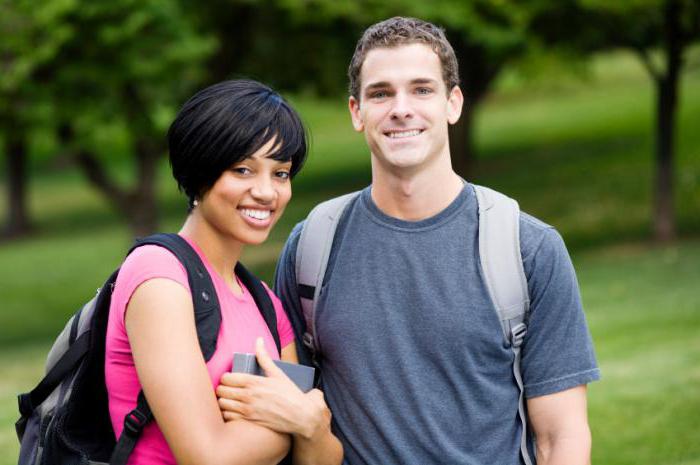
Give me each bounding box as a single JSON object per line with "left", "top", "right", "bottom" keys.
{"left": 275, "top": 170, "right": 290, "bottom": 180}
{"left": 232, "top": 167, "right": 251, "bottom": 175}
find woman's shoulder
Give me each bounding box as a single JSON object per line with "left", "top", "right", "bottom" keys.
{"left": 116, "top": 244, "right": 190, "bottom": 295}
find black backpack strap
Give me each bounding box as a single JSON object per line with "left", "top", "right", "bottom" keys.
{"left": 16, "top": 330, "right": 92, "bottom": 428}
{"left": 110, "top": 391, "right": 153, "bottom": 465}
{"left": 108, "top": 234, "right": 222, "bottom": 465}
{"left": 130, "top": 233, "right": 222, "bottom": 361}
{"left": 109, "top": 233, "right": 280, "bottom": 465}
{"left": 235, "top": 262, "right": 282, "bottom": 355}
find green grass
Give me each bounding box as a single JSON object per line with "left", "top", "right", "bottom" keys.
{"left": 1, "top": 50, "right": 699, "bottom": 464}
{"left": 579, "top": 242, "right": 700, "bottom": 464}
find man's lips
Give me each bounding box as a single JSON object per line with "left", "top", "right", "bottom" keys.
{"left": 383, "top": 128, "right": 424, "bottom": 139}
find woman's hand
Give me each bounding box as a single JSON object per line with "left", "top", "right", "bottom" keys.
{"left": 217, "top": 338, "right": 332, "bottom": 441}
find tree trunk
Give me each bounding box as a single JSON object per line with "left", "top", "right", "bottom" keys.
{"left": 3, "top": 129, "right": 32, "bottom": 238}
{"left": 654, "top": 78, "right": 677, "bottom": 242}
{"left": 126, "top": 138, "right": 159, "bottom": 237}
{"left": 449, "top": 102, "right": 476, "bottom": 179}
{"left": 61, "top": 122, "right": 160, "bottom": 237}
{"left": 449, "top": 39, "right": 503, "bottom": 181}
{"left": 653, "top": 0, "right": 683, "bottom": 242}
{"left": 74, "top": 146, "right": 159, "bottom": 237}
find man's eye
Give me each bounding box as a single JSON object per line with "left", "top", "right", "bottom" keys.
{"left": 416, "top": 87, "right": 433, "bottom": 95}
{"left": 370, "top": 91, "right": 388, "bottom": 99}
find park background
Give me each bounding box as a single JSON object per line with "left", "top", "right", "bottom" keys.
{"left": 1, "top": 1, "right": 699, "bottom": 464}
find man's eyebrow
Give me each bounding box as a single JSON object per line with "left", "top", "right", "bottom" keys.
{"left": 364, "top": 78, "right": 438, "bottom": 92}
{"left": 410, "top": 78, "right": 438, "bottom": 85}
{"left": 364, "top": 81, "right": 391, "bottom": 93}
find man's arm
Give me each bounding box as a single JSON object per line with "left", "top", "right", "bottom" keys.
{"left": 527, "top": 385, "right": 591, "bottom": 465}
{"left": 519, "top": 223, "right": 599, "bottom": 465}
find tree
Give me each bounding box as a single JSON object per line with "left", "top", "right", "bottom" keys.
{"left": 529, "top": 0, "right": 700, "bottom": 241}
{"left": 228, "top": 0, "right": 530, "bottom": 178}
{"left": 1, "top": 0, "right": 216, "bottom": 237}
{"left": 47, "top": 0, "right": 216, "bottom": 235}
{"left": 0, "top": 0, "right": 67, "bottom": 237}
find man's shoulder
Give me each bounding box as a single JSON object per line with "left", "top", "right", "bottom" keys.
{"left": 280, "top": 189, "right": 363, "bottom": 260}
{"left": 518, "top": 210, "right": 569, "bottom": 263}
{"left": 469, "top": 183, "right": 561, "bottom": 258}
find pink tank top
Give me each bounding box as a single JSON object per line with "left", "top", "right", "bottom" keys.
{"left": 104, "top": 237, "right": 294, "bottom": 464}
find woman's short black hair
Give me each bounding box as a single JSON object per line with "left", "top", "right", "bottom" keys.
{"left": 168, "top": 79, "right": 308, "bottom": 208}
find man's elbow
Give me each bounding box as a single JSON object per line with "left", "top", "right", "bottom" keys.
{"left": 535, "top": 422, "right": 591, "bottom": 465}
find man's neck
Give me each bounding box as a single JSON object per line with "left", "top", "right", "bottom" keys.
{"left": 370, "top": 163, "right": 464, "bottom": 221}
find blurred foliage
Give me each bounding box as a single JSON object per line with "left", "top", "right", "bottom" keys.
{"left": 0, "top": 0, "right": 216, "bottom": 234}
{"left": 1, "top": 0, "right": 698, "bottom": 238}
{"left": 525, "top": 0, "right": 700, "bottom": 240}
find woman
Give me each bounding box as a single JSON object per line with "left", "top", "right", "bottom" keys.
{"left": 104, "top": 80, "right": 342, "bottom": 465}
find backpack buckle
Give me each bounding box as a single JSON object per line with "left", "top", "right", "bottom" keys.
{"left": 510, "top": 323, "right": 527, "bottom": 348}
{"left": 123, "top": 409, "right": 149, "bottom": 436}
{"left": 302, "top": 332, "right": 315, "bottom": 351}
{"left": 17, "top": 393, "right": 33, "bottom": 417}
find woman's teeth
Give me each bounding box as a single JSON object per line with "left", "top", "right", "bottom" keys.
{"left": 241, "top": 209, "right": 271, "bottom": 220}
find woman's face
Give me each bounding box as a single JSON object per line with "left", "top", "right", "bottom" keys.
{"left": 197, "top": 138, "right": 292, "bottom": 246}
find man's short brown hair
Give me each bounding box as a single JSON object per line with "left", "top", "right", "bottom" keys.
{"left": 348, "top": 17, "right": 460, "bottom": 99}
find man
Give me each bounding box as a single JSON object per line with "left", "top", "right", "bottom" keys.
{"left": 275, "top": 17, "right": 599, "bottom": 465}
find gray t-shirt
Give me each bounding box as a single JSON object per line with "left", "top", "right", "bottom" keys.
{"left": 275, "top": 184, "right": 599, "bottom": 465}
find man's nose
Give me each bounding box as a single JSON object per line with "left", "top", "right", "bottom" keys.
{"left": 389, "top": 91, "right": 413, "bottom": 120}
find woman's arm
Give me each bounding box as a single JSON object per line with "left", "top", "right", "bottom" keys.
{"left": 217, "top": 340, "right": 343, "bottom": 465}
{"left": 126, "top": 278, "right": 291, "bottom": 465}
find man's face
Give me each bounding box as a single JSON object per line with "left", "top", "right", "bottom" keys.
{"left": 349, "top": 43, "right": 463, "bottom": 175}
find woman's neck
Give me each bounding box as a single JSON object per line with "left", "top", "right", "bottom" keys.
{"left": 179, "top": 214, "right": 244, "bottom": 294}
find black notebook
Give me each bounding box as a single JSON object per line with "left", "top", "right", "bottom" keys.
{"left": 232, "top": 353, "right": 315, "bottom": 392}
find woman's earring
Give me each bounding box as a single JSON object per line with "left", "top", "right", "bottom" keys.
{"left": 193, "top": 199, "right": 199, "bottom": 207}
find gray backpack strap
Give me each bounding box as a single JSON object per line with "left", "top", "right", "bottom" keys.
{"left": 295, "top": 191, "right": 360, "bottom": 357}
{"left": 474, "top": 184, "right": 533, "bottom": 465}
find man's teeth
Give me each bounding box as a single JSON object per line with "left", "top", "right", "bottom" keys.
{"left": 241, "top": 209, "right": 271, "bottom": 220}
{"left": 388, "top": 129, "right": 421, "bottom": 139}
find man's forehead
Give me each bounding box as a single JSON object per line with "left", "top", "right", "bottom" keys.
{"left": 360, "top": 44, "right": 442, "bottom": 82}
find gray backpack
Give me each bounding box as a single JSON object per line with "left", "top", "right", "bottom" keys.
{"left": 294, "top": 185, "right": 534, "bottom": 465}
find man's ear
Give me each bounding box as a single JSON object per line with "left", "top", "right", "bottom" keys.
{"left": 447, "top": 86, "right": 464, "bottom": 125}
{"left": 349, "top": 96, "right": 364, "bottom": 132}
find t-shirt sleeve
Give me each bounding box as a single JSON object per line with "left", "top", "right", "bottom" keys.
{"left": 520, "top": 226, "right": 600, "bottom": 398}
{"left": 111, "top": 245, "right": 190, "bottom": 327}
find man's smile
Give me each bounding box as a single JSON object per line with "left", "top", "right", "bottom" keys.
{"left": 383, "top": 128, "right": 424, "bottom": 139}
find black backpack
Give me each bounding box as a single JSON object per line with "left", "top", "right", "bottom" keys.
{"left": 16, "top": 233, "right": 281, "bottom": 465}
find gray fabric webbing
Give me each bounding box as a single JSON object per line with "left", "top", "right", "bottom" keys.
{"left": 474, "top": 184, "right": 532, "bottom": 465}
{"left": 295, "top": 191, "right": 360, "bottom": 352}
